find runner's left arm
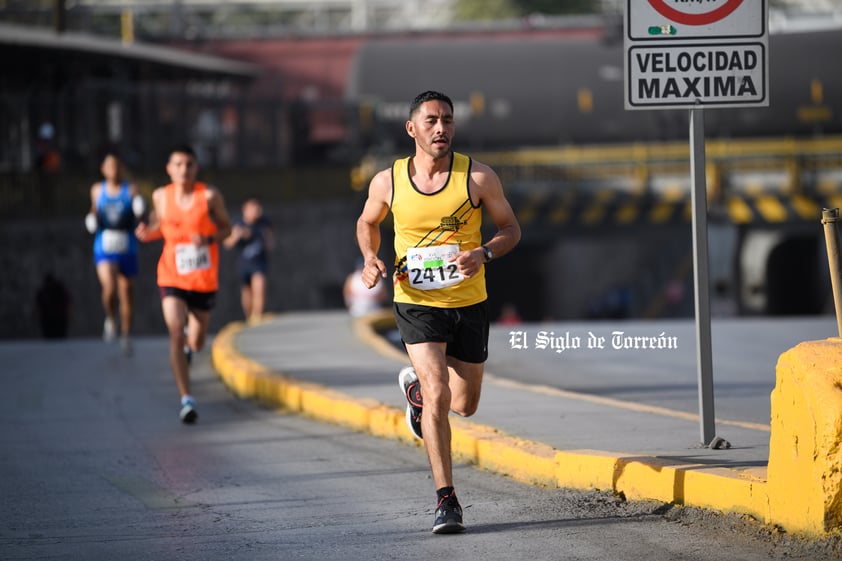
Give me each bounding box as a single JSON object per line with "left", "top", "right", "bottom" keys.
{"left": 205, "top": 186, "right": 232, "bottom": 245}
{"left": 451, "top": 161, "right": 521, "bottom": 276}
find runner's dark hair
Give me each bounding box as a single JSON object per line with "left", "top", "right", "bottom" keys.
{"left": 409, "top": 91, "right": 454, "bottom": 118}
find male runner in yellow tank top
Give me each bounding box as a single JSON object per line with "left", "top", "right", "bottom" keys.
{"left": 356, "top": 91, "right": 521, "bottom": 534}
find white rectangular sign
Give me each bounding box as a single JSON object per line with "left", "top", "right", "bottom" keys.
{"left": 627, "top": 0, "right": 765, "bottom": 40}
{"left": 624, "top": 0, "right": 769, "bottom": 110}
{"left": 627, "top": 42, "right": 766, "bottom": 108}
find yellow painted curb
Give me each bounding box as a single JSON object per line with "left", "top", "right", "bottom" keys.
{"left": 211, "top": 317, "right": 769, "bottom": 525}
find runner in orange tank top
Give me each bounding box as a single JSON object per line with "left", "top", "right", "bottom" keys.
{"left": 156, "top": 181, "right": 221, "bottom": 292}
{"left": 136, "top": 144, "right": 231, "bottom": 424}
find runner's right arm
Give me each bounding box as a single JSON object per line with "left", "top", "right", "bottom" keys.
{"left": 135, "top": 187, "right": 164, "bottom": 242}
{"left": 85, "top": 183, "right": 100, "bottom": 234}
{"left": 355, "top": 168, "right": 391, "bottom": 289}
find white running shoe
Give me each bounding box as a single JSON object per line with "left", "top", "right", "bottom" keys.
{"left": 103, "top": 318, "right": 116, "bottom": 342}
{"left": 180, "top": 396, "right": 198, "bottom": 424}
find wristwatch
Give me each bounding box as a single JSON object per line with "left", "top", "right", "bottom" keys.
{"left": 481, "top": 245, "right": 493, "bottom": 263}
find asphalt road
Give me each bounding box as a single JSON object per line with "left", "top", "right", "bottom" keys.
{"left": 1, "top": 333, "right": 839, "bottom": 560}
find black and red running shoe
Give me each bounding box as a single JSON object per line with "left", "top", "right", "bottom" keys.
{"left": 433, "top": 492, "right": 465, "bottom": 534}
{"left": 398, "top": 366, "right": 423, "bottom": 439}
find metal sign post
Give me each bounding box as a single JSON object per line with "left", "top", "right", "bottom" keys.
{"left": 689, "top": 108, "right": 727, "bottom": 448}
{"left": 624, "top": 0, "right": 768, "bottom": 448}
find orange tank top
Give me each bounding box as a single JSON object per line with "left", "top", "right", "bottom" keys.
{"left": 156, "top": 182, "right": 219, "bottom": 292}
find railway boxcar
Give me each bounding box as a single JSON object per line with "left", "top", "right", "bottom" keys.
{"left": 346, "top": 25, "right": 842, "bottom": 151}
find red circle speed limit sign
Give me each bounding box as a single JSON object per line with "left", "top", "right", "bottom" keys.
{"left": 626, "top": 0, "right": 764, "bottom": 40}
{"left": 647, "top": 0, "right": 743, "bottom": 26}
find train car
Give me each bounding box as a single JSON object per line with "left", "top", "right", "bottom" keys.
{"left": 345, "top": 24, "right": 842, "bottom": 321}
{"left": 346, "top": 25, "right": 842, "bottom": 151}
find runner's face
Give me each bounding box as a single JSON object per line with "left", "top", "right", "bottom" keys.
{"left": 166, "top": 152, "right": 198, "bottom": 185}
{"left": 408, "top": 100, "right": 454, "bottom": 159}
{"left": 243, "top": 200, "right": 261, "bottom": 223}
{"left": 101, "top": 155, "right": 120, "bottom": 182}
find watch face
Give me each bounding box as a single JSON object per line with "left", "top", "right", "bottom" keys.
{"left": 483, "top": 246, "right": 492, "bottom": 261}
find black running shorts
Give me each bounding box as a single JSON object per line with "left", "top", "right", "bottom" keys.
{"left": 159, "top": 286, "right": 217, "bottom": 311}
{"left": 393, "top": 301, "right": 489, "bottom": 363}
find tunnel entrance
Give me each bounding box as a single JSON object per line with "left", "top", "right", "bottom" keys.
{"left": 765, "top": 235, "right": 826, "bottom": 315}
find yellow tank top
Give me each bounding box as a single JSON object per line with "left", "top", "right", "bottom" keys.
{"left": 391, "top": 152, "right": 486, "bottom": 307}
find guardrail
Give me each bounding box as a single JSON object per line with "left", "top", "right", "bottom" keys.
{"left": 352, "top": 135, "right": 842, "bottom": 198}
{"left": 351, "top": 136, "right": 842, "bottom": 230}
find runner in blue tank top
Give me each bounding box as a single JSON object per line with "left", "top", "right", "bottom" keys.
{"left": 85, "top": 152, "right": 146, "bottom": 355}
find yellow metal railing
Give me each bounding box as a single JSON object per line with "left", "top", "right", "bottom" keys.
{"left": 352, "top": 136, "right": 842, "bottom": 198}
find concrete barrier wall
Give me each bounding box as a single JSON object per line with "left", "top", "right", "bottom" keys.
{"left": 768, "top": 338, "right": 842, "bottom": 535}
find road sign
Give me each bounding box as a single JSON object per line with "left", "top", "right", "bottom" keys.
{"left": 623, "top": 1, "right": 770, "bottom": 446}
{"left": 628, "top": 0, "right": 764, "bottom": 40}
{"left": 627, "top": 42, "right": 766, "bottom": 108}
{"left": 624, "top": 0, "right": 769, "bottom": 110}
